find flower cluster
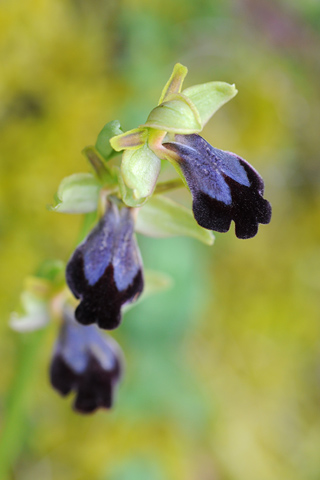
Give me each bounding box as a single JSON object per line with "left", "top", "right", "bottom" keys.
{"left": 11, "top": 63, "right": 271, "bottom": 414}
{"left": 109, "top": 63, "right": 271, "bottom": 238}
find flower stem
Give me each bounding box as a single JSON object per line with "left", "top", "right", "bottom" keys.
{"left": 0, "top": 329, "right": 47, "bottom": 479}
{"left": 154, "top": 178, "right": 184, "bottom": 195}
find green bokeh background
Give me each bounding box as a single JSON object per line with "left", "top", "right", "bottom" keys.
{"left": 1, "top": 0, "right": 320, "bottom": 479}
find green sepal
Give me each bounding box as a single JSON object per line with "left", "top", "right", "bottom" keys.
{"left": 49, "top": 173, "right": 101, "bottom": 214}
{"left": 143, "top": 93, "right": 202, "bottom": 134}
{"left": 110, "top": 127, "right": 148, "bottom": 152}
{"left": 116, "top": 169, "right": 148, "bottom": 207}
{"left": 183, "top": 81, "right": 238, "bottom": 127}
{"left": 95, "top": 120, "right": 123, "bottom": 160}
{"left": 121, "top": 143, "right": 161, "bottom": 200}
{"left": 158, "top": 63, "right": 188, "bottom": 104}
{"left": 124, "top": 269, "right": 173, "bottom": 312}
{"left": 82, "top": 146, "right": 116, "bottom": 184}
{"left": 136, "top": 194, "right": 214, "bottom": 245}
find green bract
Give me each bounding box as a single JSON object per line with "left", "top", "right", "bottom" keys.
{"left": 49, "top": 173, "right": 101, "bottom": 214}
{"left": 95, "top": 120, "right": 123, "bottom": 160}
{"left": 136, "top": 195, "right": 214, "bottom": 245}
{"left": 110, "top": 63, "right": 237, "bottom": 206}
{"left": 124, "top": 269, "right": 173, "bottom": 313}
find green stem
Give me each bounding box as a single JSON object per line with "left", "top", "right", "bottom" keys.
{"left": 153, "top": 178, "right": 184, "bottom": 195}
{"left": 82, "top": 146, "right": 115, "bottom": 184}
{"left": 0, "top": 329, "right": 47, "bottom": 479}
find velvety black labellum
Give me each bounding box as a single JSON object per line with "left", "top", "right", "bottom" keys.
{"left": 50, "top": 308, "right": 123, "bottom": 414}
{"left": 163, "top": 134, "right": 271, "bottom": 239}
{"left": 66, "top": 202, "right": 144, "bottom": 329}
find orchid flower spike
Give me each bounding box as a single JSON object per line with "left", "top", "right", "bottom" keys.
{"left": 109, "top": 63, "right": 271, "bottom": 238}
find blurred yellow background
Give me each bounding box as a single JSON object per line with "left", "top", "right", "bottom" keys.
{"left": 1, "top": 0, "right": 320, "bottom": 479}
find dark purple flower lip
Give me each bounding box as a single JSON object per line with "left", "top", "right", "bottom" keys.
{"left": 66, "top": 201, "right": 144, "bottom": 329}
{"left": 163, "top": 134, "right": 271, "bottom": 239}
{"left": 50, "top": 308, "right": 123, "bottom": 414}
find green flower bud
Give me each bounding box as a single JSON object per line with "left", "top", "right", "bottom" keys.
{"left": 95, "top": 120, "right": 123, "bottom": 160}
{"left": 121, "top": 143, "right": 161, "bottom": 200}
